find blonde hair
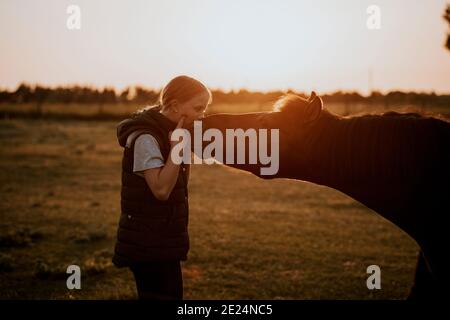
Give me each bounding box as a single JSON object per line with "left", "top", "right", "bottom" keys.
{"left": 159, "top": 75, "right": 212, "bottom": 111}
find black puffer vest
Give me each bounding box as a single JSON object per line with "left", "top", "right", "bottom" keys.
{"left": 112, "top": 107, "right": 189, "bottom": 267}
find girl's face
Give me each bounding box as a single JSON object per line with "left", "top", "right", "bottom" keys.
{"left": 177, "top": 91, "right": 210, "bottom": 127}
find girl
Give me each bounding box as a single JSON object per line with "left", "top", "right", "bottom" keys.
{"left": 113, "top": 75, "right": 212, "bottom": 300}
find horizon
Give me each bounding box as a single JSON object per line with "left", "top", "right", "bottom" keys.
{"left": 2, "top": 82, "right": 448, "bottom": 97}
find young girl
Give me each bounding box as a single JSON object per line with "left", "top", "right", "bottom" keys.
{"left": 113, "top": 75, "right": 212, "bottom": 300}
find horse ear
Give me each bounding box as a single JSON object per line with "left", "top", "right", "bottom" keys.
{"left": 305, "top": 94, "right": 322, "bottom": 123}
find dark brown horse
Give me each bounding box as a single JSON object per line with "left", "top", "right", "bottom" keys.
{"left": 192, "top": 92, "right": 450, "bottom": 299}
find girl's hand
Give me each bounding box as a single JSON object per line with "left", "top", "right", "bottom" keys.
{"left": 169, "top": 116, "right": 185, "bottom": 149}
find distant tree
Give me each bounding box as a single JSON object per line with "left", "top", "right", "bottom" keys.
{"left": 0, "top": 89, "right": 12, "bottom": 103}
{"left": 445, "top": 4, "right": 450, "bottom": 50}
{"left": 132, "top": 86, "right": 158, "bottom": 105}
{"left": 34, "top": 85, "right": 51, "bottom": 115}
{"left": 96, "top": 88, "right": 116, "bottom": 114}
{"left": 13, "top": 83, "right": 33, "bottom": 103}
{"left": 119, "top": 88, "right": 130, "bottom": 103}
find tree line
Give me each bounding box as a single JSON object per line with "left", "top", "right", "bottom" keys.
{"left": 1, "top": 83, "right": 449, "bottom": 108}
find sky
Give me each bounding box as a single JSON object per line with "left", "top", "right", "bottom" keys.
{"left": 1, "top": 0, "right": 449, "bottom": 94}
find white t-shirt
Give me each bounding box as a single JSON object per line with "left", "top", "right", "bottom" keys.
{"left": 133, "top": 134, "right": 165, "bottom": 177}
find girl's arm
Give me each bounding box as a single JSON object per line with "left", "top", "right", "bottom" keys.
{"left": 142, "top": 117, "right": 185, "bottom": 201}
{"left": 185, "top": 152, "right": 192, "bottom": 184}
{"left": 185, "top": 164, "right": 190, "bottom": 185}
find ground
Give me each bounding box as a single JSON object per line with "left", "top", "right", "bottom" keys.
{"left": 0, "top": 117, "right": 418, "bottom": 299}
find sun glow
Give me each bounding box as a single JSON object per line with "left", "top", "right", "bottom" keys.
{"left": 0, "top": 0, "right": 449, "bottom": 93}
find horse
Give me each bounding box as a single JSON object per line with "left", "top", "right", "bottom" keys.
{"left": 192, "top": 92, "right": 450, "bottom": 299}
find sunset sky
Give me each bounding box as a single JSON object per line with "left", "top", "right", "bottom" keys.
{"left": 1, "top": 0, "right": 449, "bottom": 94}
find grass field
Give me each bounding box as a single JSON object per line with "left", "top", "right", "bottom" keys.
{"left": 2, "top": 100, "right": 450, "bottom": 119}
{"left": 0, "top": 115, "right": 420, "bottom": 299}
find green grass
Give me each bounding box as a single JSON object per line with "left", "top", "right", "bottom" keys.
{"left": 0, "top": 118, "right": 419, "bottom": 299}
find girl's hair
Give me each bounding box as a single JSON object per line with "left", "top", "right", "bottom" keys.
{"left": 159, "top": 75, "right": 212, "bottom": 111}
{"left": 135, "top": 75, "right": 212, "bottom": 115}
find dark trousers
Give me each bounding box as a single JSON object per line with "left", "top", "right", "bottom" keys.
{"left": 130, "top": 261, "right": 183, "bottom": 300}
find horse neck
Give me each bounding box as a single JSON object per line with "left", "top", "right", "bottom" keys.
{"left": 300, "top": 112, "right": 375, "bottom": 193}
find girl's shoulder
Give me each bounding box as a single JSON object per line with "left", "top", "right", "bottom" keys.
{"left": 134, "top": 134, "right": 161, "bottom": 152}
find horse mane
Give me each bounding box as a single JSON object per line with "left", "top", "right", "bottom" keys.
{"left": 272, "top": 94, "right": 449, "bottom": 123}
{"left": 300, "top": 104, "right": 450, "bottom": 186}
